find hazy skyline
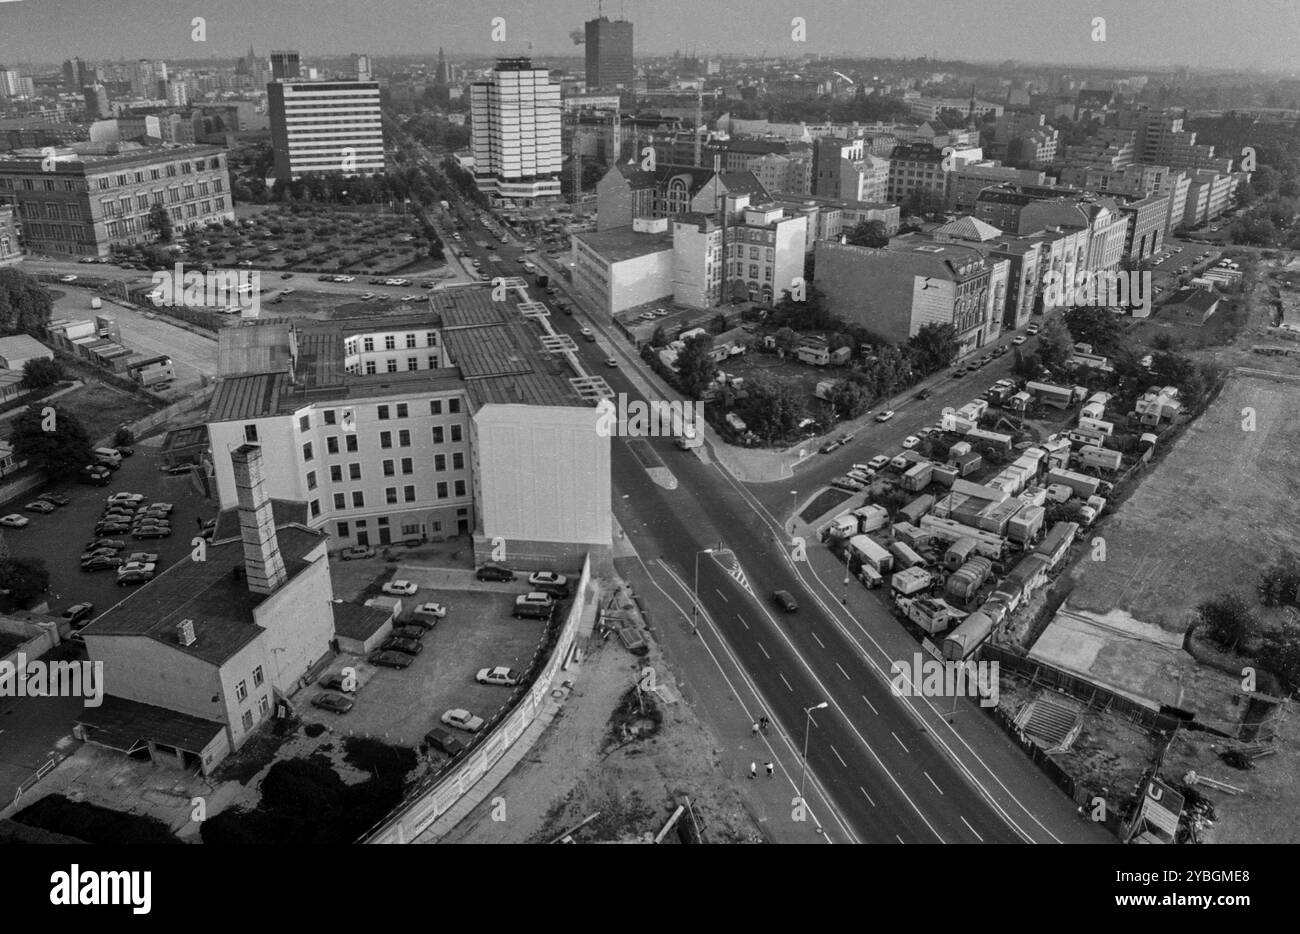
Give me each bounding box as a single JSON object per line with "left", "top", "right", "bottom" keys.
{"left": 0, "top": 0, "right": 1298, "bottom": 71}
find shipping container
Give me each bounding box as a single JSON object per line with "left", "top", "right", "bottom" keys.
{"left": 943, "top": 612, "right": 993, "bottom": 661}
{"left": 891, "top": 565, "right": 932, "bottom": 595}
{"left": 902, "top": 461, "right": 934, "bottom": 492}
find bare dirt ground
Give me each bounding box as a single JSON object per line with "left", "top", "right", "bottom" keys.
{"left": 1064, "top": 374, "right": 1300, "bottom": 633}
{"left": 438, "top": 628, "right": 766, "bottom": 845}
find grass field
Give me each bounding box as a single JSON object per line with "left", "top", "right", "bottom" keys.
{"left": 57, "top": 380, "right": 160, "bottom": 444}
{"left": 1064, "top": 372, "right": 1300, "bottom": 632}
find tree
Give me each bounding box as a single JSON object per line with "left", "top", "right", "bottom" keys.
{"left": 9, "top": 405, "right": 93, "bottom": 478}
{"left": 1259, "top": 552, "right": 1300, "bottom": 607}
{"left": 738, "top": 373, "right": 805, "bottom": 443}
{"left": 675, "top": 333, "right": 715, "bottom": 399}
{"left": 147, "top": 203, "right": 173, "bottom": 243}
{"left": 20, "top": 357, "right": 63, "bottom": 390}
{"left": 1197, "top": 592, "right": 1259, "bottom": 654}
{"left": 0, "top": 556, "right": 49, "bottom": 610}
{"left": 0, "top": 267, "right": 55, "bottom": 335}
{"left": 1260, "top": 620, "right": 1300, "bottom": 691}
{"left": 1035, "top": 316, "right": 1074, "bottom": 370}
{"left": 827, "top": 378, "right": 873, "bottom": 420}
{"left": 906, "top": 322, "right": 959, "bottom": 374}
{"left": 844, "top": 219, "right": 889, "bottom": 248}
{"left": 1011, "top": 347, "right": 1042, "bottom": 380}
{"left": 1063, "top": 306, "right": 1124, "bottom": 355}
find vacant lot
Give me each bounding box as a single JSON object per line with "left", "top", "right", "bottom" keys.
{"left": 1064, "top": 373, "right": 1300, "bottom": 632}
{"left": 54, "top": 380, "right": 160, "bottom": 445}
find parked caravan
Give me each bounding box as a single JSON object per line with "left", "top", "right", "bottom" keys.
{"left": 848, "top": 535, "right": 894, "bottom": 574}
{"left": 943, "top": 611, "right": 993, "bottom": 661}
{"left": 890, "top": 541, "right": 926, "bottom": 570}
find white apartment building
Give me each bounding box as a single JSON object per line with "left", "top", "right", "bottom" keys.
{"left": 724, "top": 195, "right": 808, "bottom": 305}
{"left": 471, "top": 58, "right": 563, "bottom": 202}
{"left": 267, "top": 79, "right": 385, "bottom": 181}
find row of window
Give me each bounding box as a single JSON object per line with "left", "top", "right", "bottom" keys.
{"left": 345, "top": 332, "right": 439, "bottom": 355}
{"left": 307, "top": 479, "right": 467, "bottom": 517}
{"left": 294, "top": 424, "right": 464, "bottom": 460}
{"left": 93, "top": 158, "right": 223, "bottom": 189}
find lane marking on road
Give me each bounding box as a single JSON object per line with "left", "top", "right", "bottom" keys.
{"left": 757, "top": 643, "right": 770, "bottom": 660}
{"left": 779, "top": 673, "right": 793, "bottom": 692}
{"left": 960, "top": 816, "right": 983, "bottom": 842}
{"left": 892, "top": 732, "right": 909, "bottom": 753}
{"left": 896, "top": 835, "right": 905, "bottom": 845}
{"left": 859, "top": 786, "right": 876, "bottom": 807}
{"left": 811, "top": 631, "right": 825, "bottom": 649}
{"left": 736, "top": 613, "right": 749, "bottom": 631}
{"left": 715, "top": 589, "right": 728, "bottom": 603}
{"left": 830, "top": 744, "right": 847, "bottom": 767}
{"left": 924, "top": 771, "right": 943, "bottom": 795}
{"left": 862, "top": 695, "right": 878, "bottom": 715}
{"left": 836, "top": 662, "right": 851, "bottom": 680}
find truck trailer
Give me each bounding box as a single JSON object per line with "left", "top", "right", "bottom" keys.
{"left": 848, "top": 535, "right": 894, "bottom": 574}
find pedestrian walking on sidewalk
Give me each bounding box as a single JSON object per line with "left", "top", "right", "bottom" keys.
{"left": 759, "top": 716, "right": 769, "bottom": 733}
{"left": 751, "top": 721, "right": 760, "bottom": 737}
{"left": 749, "top": 761, "right": 757, "bottom": 780}
{"left": 765, "top": 761, "right": 774, "bottom": 778}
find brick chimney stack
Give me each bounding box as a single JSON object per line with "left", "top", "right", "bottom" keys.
{"left": 230, "top": 444, "right": 287, "bottom": 595}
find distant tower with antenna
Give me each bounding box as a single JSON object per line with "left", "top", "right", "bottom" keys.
{"left": 584, "top": 3, "right": 633, "bottom": 91}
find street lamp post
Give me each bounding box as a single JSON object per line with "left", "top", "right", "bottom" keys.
{"left": 799, "top": 701, "right": 829, "bottom": 807}
{"left": 693, "top": 548, "right": 715, "bottom": 632}
{"left": 790, "top": 490, "right": 798, "bottom": 533}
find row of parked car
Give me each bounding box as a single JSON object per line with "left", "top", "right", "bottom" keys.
{"left": 85, "top": 492, "right": 177, "bottom": 584}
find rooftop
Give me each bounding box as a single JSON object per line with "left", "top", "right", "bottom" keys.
{"left": 78, "top": 695, "right": 226, "bottom": 755}
{"left": 81, "top": 518, "right": 325, "bottom": 667}
{"left": 332, "top": 601, "right": 394, "bottom": 641}
{"left": 573, "top": 224, "right": 674, "bottom": 262}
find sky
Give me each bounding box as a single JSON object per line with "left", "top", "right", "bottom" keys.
{"left": 0, "top": 0, "right": 1298, "bottom": 71}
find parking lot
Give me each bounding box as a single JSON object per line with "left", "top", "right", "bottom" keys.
{"left": 0, "top": 440, "right": 216, "bottom": 619}
{"left": 302, "top": 568, "right": 560, "bottom": 761}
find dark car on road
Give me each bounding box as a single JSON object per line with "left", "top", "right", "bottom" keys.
{"left": 37, "top": 493, "right": 70, "bottom": 507}
{"left": 381, "top": 637, "right": 423, "bottom": 656}
{"left": 320, "top": 673, "right": 357, "bottom": 694}
{"left": 391, "top": 625, "right": 427, "bottom": 642}
{"left": 369, "top": 650, "right": 413, "bottom": 669}
{"left": 772, "top": 590, "right": 799, "bottom": 613}
{"left": 311, "top": 692, "right": 354, "bottom": 714}
{"left": 475, "top": 563, "right": 515, "bottom": 582}
{"left": 423, "top": 727, "right": 466, "bottom": 757}
{"left": 132, "top": 527, "right": 171, "bottom": 539}
{"left": 84, "top": 538, "right": 126, "bottom": 551}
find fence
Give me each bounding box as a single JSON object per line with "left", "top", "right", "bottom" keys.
{"left": 11, "top": 756, "right": 58, "bottom": 809}
{"left": 98, "top": 384, "right": 215, "bottom": 447}
{"left": 360, "top": 555, "right": 594, "bottom": 843}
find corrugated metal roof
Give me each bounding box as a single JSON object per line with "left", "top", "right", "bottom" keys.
{"left": 207, "top": 371, "right": 289, "bottom": 422}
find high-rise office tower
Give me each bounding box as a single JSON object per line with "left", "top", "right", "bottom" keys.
{"left": 270, "top": 50, "right": 302, "bottom": 82}
{"left": 470, "top": 58, "right": 562, "bottom": 202}
{"left": 353, "top": 53, "right": 371, "bottom": 82}
{"left": 83, "top": 84, "right": 110, "bottom": 119}
{"left": 268, "top": 77, "right": 385, "bottom": 180}
{"left": 584, "top": 16, "right": 633, "bottom": 90}
{"left": 62, "top": 57, "right": 87, "bottom": 90}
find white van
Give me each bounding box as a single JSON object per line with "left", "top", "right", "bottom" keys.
{"left": 93, "top": 447, "right": 123, "bottom": 468}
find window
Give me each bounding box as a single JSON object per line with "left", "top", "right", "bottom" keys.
{"left": 434, "top": 454, "right": 447, "bottom": 471}
{"left": 430, "top": 400, "right": 443, "bottom": 415}
{"left": 242, "top": 711, "right": 254, "bottom": 731}
{"left": 448, "top": 399, "right": 461, "bottom": 414}
{"left": 377, "top": 405, "right": 390, "bottom": 420}
{"left": 428, "top": 356, "right": 437, "bottom": 369}
{"left": 346, "top": 435, "right": 358, "bottom": 453}
{"left": 380, "top": 431, "right": 392, "bottom": 449}
{"left": 432, "top": 521, "right": 442, "bottom": 533}
{"left": 348, "top": 463, "right": 361, "bottom": 480}
{"left": 452, "top": 452, "right": 465, "bottom": 470}
{"left": 404, "top": 485, "right": 416, "bottom": 502}
{"left": 258, "top": 695, "right": 270, "bottom": 716}
{"left": 306, "top": 471, "right": 317, "bottom": 491}
{"left": 365, "top": 361, "right": 377, "bottom": 375}
{"left": 324, "top": 410, "right": 337, "bottom": 425}
{"left": 253, "top": 666, "right": 264, "bottom": 687}
{"left": 383, "top": 460, "right": 395, "bottom": 477}
{"left": 401, "top": 523, "right": 420, "bottom": 536}
{"left": 352, "top": 491, "right": 365, "bottom": 508}
{"left": 386, "top": 359, "right": 398, "bottom": 373}
{"left": 450, "top": 425, "right": 463, "bottom": 443}
{"left": 310, "top": 499, "right": 321, "bottom": 518}
{"left": 401, "top": 457, "right": 413, "bottom": 475}
{"left": 436, "top": 481, "right": 449, "bottom": 499}
{"left": 302, "top": 442, "right": 313, "bottom": 462}
{"left": 454, "top": 479, "right": 467, "bottom": 497}
{"left": 244, "top": 424, "right": 258, "bottom": 442}
{"left": 398, "top": 430, "right": 411, "bottom": 447}
{"left": 405, "top": 333, "right": 417, "bottom": 348}
{"left": 326, "top": 436, "right": 339, "bottom": 455}
{"left": 299, "top": 415, "right": 310, "bottom": 432}
{"left": 425, "top": 331, "right": 437, "bottom": 345}
{"left": 334, "top": 493, "right": 346, "bottom": 509}
{"left": 396, "top": 403, "right": 408, "bottom": 418}
{"left": 236, "top": 680, "right": 248, "bottom": 702}
{"left": 386, "top": 487, "right": 398, "bottom": 504}
{"left": 384, "top": 335, "right": 396, "bottom": 350}
{"left": 363, "top": 337, "right": 374, "bottom": 352}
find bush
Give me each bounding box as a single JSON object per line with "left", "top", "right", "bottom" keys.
{"left": 21, "top": 357, "right": 63, "bottom": 390}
